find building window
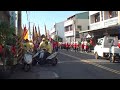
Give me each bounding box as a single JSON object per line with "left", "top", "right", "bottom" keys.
{"left": 93, "top": 13, "right": 100, "bottom": 23}
{"left": 69, "top": 25, "right": 73, "bottom": 31}
{"left": 77, "top": 25, "right": 82, "bottom": 31}
{"left": 75, "top": 31, "right": 80, "bottom": 38}
{"left": 109, "top": 11, "right": 118, "bottom": 18}
{"left": 101, "top": 11, "right": 103, "bottom": 21}
{"left": 65, "top": 26, "right": 69, "bottom": 32}
{"left": 88, "top": 26, "right": 89, "bottom": 30}
{"left": 94, "top": 13, "right": 100, "bottom": 23}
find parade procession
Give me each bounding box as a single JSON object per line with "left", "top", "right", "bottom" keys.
{"left": 1, "top": 11, "right": 120, "bottom": 79}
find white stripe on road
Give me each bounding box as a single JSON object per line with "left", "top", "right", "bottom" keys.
{"left": 52, "top": 72, "right": 59, "bottom": 78}
{"left": 59, "top": 52, "right": 120, "bottom": 75}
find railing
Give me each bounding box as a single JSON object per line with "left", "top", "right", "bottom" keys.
{"left": 104, "top": 17, "right": 118, "bottom": 28}
{"left": 90, "top": 22, "right": 102, "bottom": 30}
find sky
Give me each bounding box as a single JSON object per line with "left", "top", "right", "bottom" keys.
{"left": 22, "top": 11, "right": 87, "bottom": 35}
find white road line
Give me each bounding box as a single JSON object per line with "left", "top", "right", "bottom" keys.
{"left": 59, "top": 52, "right": 120, "bottom": 75}
{"left": 52, "top": 72, "right": 59, "bottom": 78}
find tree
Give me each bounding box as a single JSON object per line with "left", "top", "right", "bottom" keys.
{"left": 0, "top": 22, "right": 15, "bottom": 45}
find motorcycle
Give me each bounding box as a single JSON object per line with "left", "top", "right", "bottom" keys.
{"left": 23, "top": 50, "right": 33, "bottom": 72}
{"left": 32, "top": 49, "right": 58, "bottom": 66}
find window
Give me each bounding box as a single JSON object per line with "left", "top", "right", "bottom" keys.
{"left": 88, "top": 26, "right": 89, "bottom": 30}
{"left": 75, "top": 31, "right": 80, "bottom": 38}
{"left": 69, "top": 25, "right": 73, "bottom": 31}
{"left": 94, "top": 13, "right": 100, "bottom": 23}
{"left": 65, "top": 26, "right": 69, "bottom": 32}
{"left": 109, "top": 11, "right": 118, "bottom": 18}
{"left": 101, "top": 11, "right": 103, "bottom": 21}
{"left": 77, "top": 25, "right": 82, "bottom": 31}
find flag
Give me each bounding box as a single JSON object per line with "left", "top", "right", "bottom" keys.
{"left": 38, "top": 25, "right": 41, "bottom": 42}
{"left": 38, "top": 25, "right": 41, "bottom": 37}
{"left": 44, "top": 24, "right": 47, "bottom": 38}
{"left": 23, "top": 25, "right": 27, "bottom": 38}
{"left": 47, "top": 30, "right": 50, "bottom": 40}
{"left": 32, "top": 25, "right": 35, "bottom": 42}
{"left": 24, "top": 29, "right": 28, "bottom": 40}
{"left": 35, "top": 26, "right": 38, "bottom": 40}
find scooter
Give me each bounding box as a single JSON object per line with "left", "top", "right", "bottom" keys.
{"left": 23, "top": 50, "right": 33, "bottom": 72}
{"left": 32, "top": 49, "right": 58, "bottom": 66}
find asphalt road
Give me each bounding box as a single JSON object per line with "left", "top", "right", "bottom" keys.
{"left": 4, "top": 49, "right": 120, "bottom": 79}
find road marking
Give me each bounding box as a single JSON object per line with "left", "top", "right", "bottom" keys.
{"left": 52, "top": 72, "right": 59, "bottom": 78}
{"left": 59, "top": 52, "right": 120, "bottom": 75}
{"left": 81, "top": 60, "right": 120, "bottom": 75}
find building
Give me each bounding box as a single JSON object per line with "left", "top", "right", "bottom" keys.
{"left": 0, "top": 11, "right": 10, "bottom": 26}
{"left": 79, "top": 11, "right": 120, "bottom": 44}
{"left": 9, "top": 11, "right": 17, "bottom": 28}
{"left": 64, "top": 12, "right": 89, "bottom": 43}
{"left": 50, "top": 21, "right": 65, "bottom": 42}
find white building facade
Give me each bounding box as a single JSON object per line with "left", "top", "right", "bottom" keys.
{"left": 50, "top": 21, "right": 65, "bottom": 42}
{"left": 64, "top": 12, "right": 89, "bottom": 43}
{"left": 88, "top": 11, "right": 120, "bottom": 40}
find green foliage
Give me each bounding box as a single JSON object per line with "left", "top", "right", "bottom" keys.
{"left": 0, "top": 21, "right": 16, "bottom": 45}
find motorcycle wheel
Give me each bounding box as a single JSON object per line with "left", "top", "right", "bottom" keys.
{"left": 24, "top": 64, "right": 31, "bottom": 72}
{"left": 52, "top": 58, "right": 58, "bottom": 66}
{"left": 38, "top": 59, "right": 45, "bottom": 65}
{"left": 32, "top": 59, "right": 37, "bottom": 66}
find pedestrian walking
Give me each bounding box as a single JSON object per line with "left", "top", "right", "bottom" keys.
{"left": 66, "top": 42, "right": 69, "bottom": 51}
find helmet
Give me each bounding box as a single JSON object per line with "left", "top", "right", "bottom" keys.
{"left": 45, "top": 41, "right": 48, "bottom": 45}
{"left": 42, "top": 38, "right": 46, "bottom": 41}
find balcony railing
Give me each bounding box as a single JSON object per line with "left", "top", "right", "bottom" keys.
{"left": 90, "top": 22, "right": 102, "bottom": 30}
{"left": 104, "top": 17, "right": 118, "bottom": 28}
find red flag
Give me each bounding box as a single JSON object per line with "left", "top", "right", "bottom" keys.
{"left": 23, "top": 25, "right": 27, "bottom": 38}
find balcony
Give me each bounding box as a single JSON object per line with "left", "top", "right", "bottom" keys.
{"left": 104, "top": 17, "right": 118, "bottom": 28}
{"left": 90, "top": 22, "right": 102, "bottom": 30}
{"left": 64, "top": 19, "right": 74, "bottom": 27}
{"left": 65, "top": 31, "right": 74, "bottom": 37}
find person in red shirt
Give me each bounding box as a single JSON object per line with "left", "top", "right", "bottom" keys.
{"left": 55, "top": 41, "right": 58, "bottom": 52}
{"left": 66, "top": 42, "right": 69, "bottom": 51}
{"left": 118, "top": 40, "right": 120, "bottom": 48}
{"left": 74, "top": 42, "right": 78, "bottom": 52}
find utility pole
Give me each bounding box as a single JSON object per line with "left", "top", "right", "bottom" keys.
{"left": 17, "top": 11, "right": 22, "bottom": 36}
{"left": 29, "top": 22, "right": 31, "bottom": 40}
{"left": 17, "top": 11, "right": 23, "bottom": 64}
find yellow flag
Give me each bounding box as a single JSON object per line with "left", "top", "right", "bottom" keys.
{"left": 24, "top": 30, "right": 28, "bottom": 40}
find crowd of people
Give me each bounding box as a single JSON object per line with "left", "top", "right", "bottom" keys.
{"left": 59, "top": 38, "right": 95, "bottom": 53}
{"left": 0, "top": 35, "right": 96, "bottom": 67}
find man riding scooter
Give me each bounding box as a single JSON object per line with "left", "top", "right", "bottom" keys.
{"left": 39, "top": 38, "right": 53, "bottom": 60}
{"left": 22, "top": 39, "right": 33, "bottom": 72}
{"left": 32, "top": 38, "right": 58, "bottom": 66}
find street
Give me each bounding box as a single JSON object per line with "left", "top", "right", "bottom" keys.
{"left": 8, "top": 49, "right": 120, "bottom": 79}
